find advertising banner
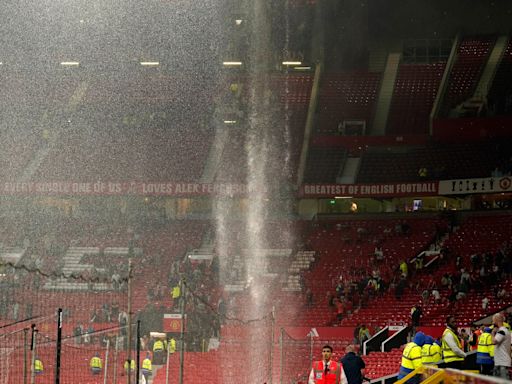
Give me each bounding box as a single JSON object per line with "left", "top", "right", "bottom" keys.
{"left": 438, "top": 177, "right": 512, "bottom": 195}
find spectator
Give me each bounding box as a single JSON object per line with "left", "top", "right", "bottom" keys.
{"left": 491, "top": 313, "right": 511, "bottom": 379}
{"left": 411, "top": 304, "right": 422, "bottom": 328}
{"left": 399, "top": 261, "right": 408, "bottom": 277}
{"left": 482, "top": 297, "right": 490, "bottom": 310}
{"left": 374, "top": 247, "right": 384, "bottom": 261}
{"left": 341, "top": 345, "right": 365, "bottom": 384}
{"left": 353, "top": 324, "right": 361, "bottom": 345}
{"left": 460, "top": 329, "right": 469, "bottom": 352}
{"left": 432, "top": 289, "right": 441, "bottom": 303}
{"left": 358, "top": 325, "right": 370, "bottom": 352}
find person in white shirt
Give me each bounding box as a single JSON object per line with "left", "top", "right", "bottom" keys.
{"left": 309, "top": 345, "right": 348, "bottom": 384}
{"left": 491, "top": 313, "right": 511, "bottom": 379}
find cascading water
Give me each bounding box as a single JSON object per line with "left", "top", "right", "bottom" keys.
{"left": 212, "top": 1, "right": 296, "bottom": 382}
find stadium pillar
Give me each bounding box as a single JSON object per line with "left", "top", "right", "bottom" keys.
{"left": 55, "top": 308, "right": 62, "bottom": 384}
{"left": 113, "top": 336, "right": 119, "bottom": 384}
{"left": 269, "top": 306, "right": 275, "bottom": 384}
{"left": 309, "top": 331, "right": 314, "bottom": 368}
{"left": 30, "top": 325, "right": 37, "bottom": 384}
{"left": 179, "top": 279, "right": 186, "bottom": 384}
{"left": 165, "top": 337, "right": 171, "bottom": 384}
{"left": 23, "top": 327, "right": 28, "bottom": 384}
{"left": 279, "top": 328, "right": 284, "bottom": 384}
{"left": 104, "top": 338, "right": 110, "bottom": 384}
{"left": 127, "top": 259, "right": 133, "bottom": 384}
{"left": 136, "top": 320, "right": 141, "bottom": 384}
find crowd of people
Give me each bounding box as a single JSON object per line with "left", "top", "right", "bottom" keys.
{"left": 398, "top": 313, "right": 511, "bottom": 383}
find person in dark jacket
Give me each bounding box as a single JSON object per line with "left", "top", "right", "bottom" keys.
{"left": 340, "top": 345, "right": 366, "bottom": 384}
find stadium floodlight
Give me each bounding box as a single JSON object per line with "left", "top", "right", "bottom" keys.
{"left": 282, "top": 61, "right": 302, "bottom": 65}
{"left": 224, "top": 120, "right": 237, "bottom": 124}
{"left": 235, "top": 19, "right": 243, "bottom": 25}
{"left": 140, "top": 61, "right": 159, "bottom": 66}
{"left": 60, "top": 61, "right": 80, "bottom": 66}
{"left": 223, "top": 61, "right": 242, "bottom": 66}
{"left": 294, "top": 66, "right": 311, "bottom": 70}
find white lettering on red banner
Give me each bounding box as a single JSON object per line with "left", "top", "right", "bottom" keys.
{"left": 301, "top": 182, "right": 438, "bottom": 198}
{"left": 1, "top": 182, "right": 264, "bottom": 197}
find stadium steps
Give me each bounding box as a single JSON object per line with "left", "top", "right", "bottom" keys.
{"left": 283, "top": 250, "right": 315, "bottom": 291}
{"left": 371, "top": 52, "right": 401, "bottom": 135}
{"left": 473, "top": 35, "right": 509, "bottom": 99}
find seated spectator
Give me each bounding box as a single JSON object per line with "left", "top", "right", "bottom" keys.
{"left": 421, "top": 289, "right": 429, "bottom": 304}
{"left": 431, "top": 289, "right": 441, "bottom": 303}
{"left": 496, "top": 288, "right": 507, "bottom": 303}
{"left": 374, "top": 247, "right": 384, "bottom": 261}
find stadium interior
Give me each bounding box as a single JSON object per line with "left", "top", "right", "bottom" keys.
{"left": 1, "top": 0, "right": 512, "bottom": 383}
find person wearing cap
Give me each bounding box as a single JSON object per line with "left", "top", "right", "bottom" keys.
{"left": 309, "top": 344, "right": 348, "bottom": 384}
{"left": 441, "top": 316, "right": 466, "bottom": 369}
{"left": 397, "top": 331, "right": 425, "bottom": 384}
{"left": 90, "top": 352, "right": 102, "bottom": 375}
{"left": 477, "top": 327, "right": 494, "bottom": 375}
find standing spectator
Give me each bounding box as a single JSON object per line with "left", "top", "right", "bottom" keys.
{"left": 399, "top": 261, "right": 408, "bottom": 277}
{"left": 460, "top": 329, "right": 469, "bottom": 352}
{"left": 358, "top": 325, "right": 371, "bottom": 352}
{"left": 353, "top": 324, "right": 361, "bottom": 346}
{"left": 395, "top": 275, "right": 406, "bottom": 300}
{"left": 74, "top": 324, "right": 83, "bottom": 344}
{"left": 469, "top": 326, "right": 481, "bottom": 351}
{"left": 341, "top": 345, "right": 365, "bottom": 384}
{"left": 491, "top": 313, "right": 511, "bottom": 379}
{"left": 411, "top": 304, "right": 422, "bottom": 328}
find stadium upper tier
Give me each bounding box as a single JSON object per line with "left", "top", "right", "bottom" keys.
{"left": 0, "top": 35, "right": 511, "bottom": 184}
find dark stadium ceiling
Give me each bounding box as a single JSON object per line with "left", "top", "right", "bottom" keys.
{"left": 0, "top": 0, "right": 225, "bottom": 73}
